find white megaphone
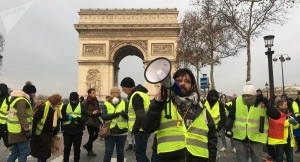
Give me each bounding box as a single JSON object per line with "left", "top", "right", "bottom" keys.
{"left": 144, "top": 57, "right": 181, "bottom": 95}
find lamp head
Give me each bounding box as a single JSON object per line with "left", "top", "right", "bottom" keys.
{"left": 263, "top": 35, "right": 275, "bottom": 48}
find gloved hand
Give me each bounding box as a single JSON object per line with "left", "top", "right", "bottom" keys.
{"left": 114, "top": 112, "right": 121, "bottom": 118}
{"left": 72, "top": 117, "right": 81, "bottom": 123}
{"left": 120, "top": 111, "right": 128, "bottom": 119}
{"left": 225, "top": 129, "right": 233, "bottom": 138}
{"left": 255, "top": 95, "right": 268, "bottom": 107}
{"left": 288, "top": 116, "right": 298, "bottom": 125}
{"left": 67, "top": 115, "right": 73, "bottom": 121}
{"left": 25, "top": 130, "right": 32, "bottom": 140}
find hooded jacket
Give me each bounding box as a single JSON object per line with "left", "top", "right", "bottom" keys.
{"left": 127, "top": 84, "right": 149, "bottom": 133}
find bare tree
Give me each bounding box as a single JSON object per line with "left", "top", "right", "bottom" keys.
{"left": 0, "top": 33, "right": 4, "bottom": 70}
{"left": 177, "top": 10, "right": 207, "bottom": 88}
{"left": 193, "top": 0, "right": 297, "bottom": 81}
{"left": 36, "top": 94, "right": 49, "bottom": 101}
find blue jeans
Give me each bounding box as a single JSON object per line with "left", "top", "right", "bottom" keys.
{"left": 103, "top": 135, "right": 127, "bottom": 162}
{"left": 37, "top": 158, "right": 47, "bottom": 162}
{"left": 7, "top": 141, "right": 30, "bottom": 162}
{"left": 134, "top": 132, "right": 151, "bottom": 162}
{"left": 275, "top": 144, "right": 293, "bottom": 162}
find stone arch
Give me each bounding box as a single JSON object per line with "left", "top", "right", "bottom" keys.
{"left": 75, "top": 8, "right": 181, "bottom": 100}
{"left": 111, "top": 45, "right": 145, "bottom": 86}
{"left": 109, "top": 41, "right": 147, "bottom": 63}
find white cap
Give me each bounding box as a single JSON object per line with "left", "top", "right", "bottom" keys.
{"left": 242, "top": 81, "right": 256, "bottom": 95}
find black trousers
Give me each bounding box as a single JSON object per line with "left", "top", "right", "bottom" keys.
{"left": 0, "top": 124, "right": 10, "bottom": 148}
{"left": 295, "top": 136, "right": 300, "bottom": 150}
{"left": 63, "top": 132, "right": 83, "bottom": 162}
{"left": 84, "top": 126, "right": 99, "bottom": 151}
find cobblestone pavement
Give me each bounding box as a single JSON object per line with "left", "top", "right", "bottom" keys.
{"left": 0, "top": 131, "right": 299, "bottom": 162}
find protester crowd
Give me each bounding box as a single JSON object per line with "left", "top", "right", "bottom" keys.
{"left": 1, "top": 68, "right": 300, "bottom": 162}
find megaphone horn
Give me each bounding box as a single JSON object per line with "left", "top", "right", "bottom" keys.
{"left": 144, "top": 57, "right": 181, "bottom": 95}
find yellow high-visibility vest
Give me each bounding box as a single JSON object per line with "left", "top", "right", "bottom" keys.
{"left": 157, "top": 102, "right": 209, "bottom": 158}
{"left": 63, "top": 103, "right": 81, "bottom": 125}
{"left": 7, "top": 97, "right": 32, "bottom": 133}
{"left": 35, "top": 101, "right": 50, "bottom": 135}
{"left": 204, "top": 100, "right": 220, "bottom": 127}
{"left": 128, "top": 91, "right": 150, "bottom": 131}
{"left": 104, "top": 100, "right": 128, "bottom": 129}
{"left": 0, "top": 96, "right": 11, "bottom": 124}
{"left": 232, "top": 96, "right": 269, "bottom": 144}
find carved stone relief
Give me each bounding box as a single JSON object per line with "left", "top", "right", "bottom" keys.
{"left": 109, "top": 40, "right": 147, "bottom": 53}
{"left": 86, "top": 69, "right": 101, "bottom": 93}
{"left": 83, "top": 44, "right": 106, "bottom": 56}
{"left": 79, "top": 29, "right": 179, "bottom": 38}
{"left": 151, "top": 43, "right": 173, "bottom": 56}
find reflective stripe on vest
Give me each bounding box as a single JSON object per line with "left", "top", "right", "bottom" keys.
{"left": 232, "top": 96, "right": 269, "bottom": 144}
{"left": 292, "top": 101, "right": 299, "bottom": 117}
{"left": 35, "top": 101, "right": 50, "bottom": 135}
{"left": 128, "top": 91, "right": 150, "bottom": 131}
{"left": 63, "top": 103, "right": 81, "bottom": 125}
{"left": 0, "top": 96, "right": 11, "bottom": 124}
{"left": 7, "top": 97, "right": 33, "bottom": 133}
{"left": 157, "top": 103, "right": 209, "bottom": 158}
{"left": 104, "top": 100, "right": 128, "bottom": 129}
{"left": 204, "top": 100, "right": 220, "bottom": 127}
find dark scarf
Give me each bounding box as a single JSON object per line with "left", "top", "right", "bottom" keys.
{"left": 87, "top": 96, "right": 98, "bottom": 106}
{"left": 278, "top": 108, "right": 289, "bottom": 114}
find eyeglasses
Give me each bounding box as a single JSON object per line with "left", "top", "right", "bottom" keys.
{"left": 175, "top": 78, "right": 191, "bottom": 84}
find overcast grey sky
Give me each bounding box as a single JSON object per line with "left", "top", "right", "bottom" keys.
{"left": 0, "top": 0, "right": 299, "bottom": 98}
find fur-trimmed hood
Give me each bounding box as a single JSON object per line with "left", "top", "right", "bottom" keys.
{"left": 10, "top": 90, "right": 30, "bottom": 99}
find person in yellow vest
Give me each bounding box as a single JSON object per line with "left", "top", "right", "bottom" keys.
{"left": 30, "top": 94, "right": 62, "bottom": 162}
{"left": 7, "top": 87, "right": 35, "bottom": 162}
{"left": 268, "top": 99, "right": 299, "bottom": 162}
{"left": 120, "top": 77, "right": 151, "bottom": 162}
{"left": 203, "top": 90, "right": 226, "bottom": 157}
{"left": 219, "top": 94, "right": 236, "bottom": 153}
{"left": 0, "top": 83, "right": 11, "bottom": 148}
{"left": 101, "top": 87, "right": 129, "bottom": 162}
{"left": 61, "top": 92, "right": 88, "bottom": 162}
{"left": 143, "top": 68, "right": 218, "bottom": 162}
{"left": 292, "top": 91, "right": 300, "bottom": 153}
{"left": 225, "top": 81, "right": 280, "bottom": 162}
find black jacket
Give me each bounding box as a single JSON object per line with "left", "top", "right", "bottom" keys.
{"left": 127, "top": 84, "right": 149, "bottom": 133}
{"left": 61, "top": 102, "right": 88, "bottom": 135}
{"left": 226, "top": 96, "right": 280, "bottom": 143}
{"left": 142, "top": 100, "right": 217, "bottom": 162}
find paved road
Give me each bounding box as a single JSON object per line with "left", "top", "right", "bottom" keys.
{"left": 1, "top": 130, "right": 300, "bottom": 162}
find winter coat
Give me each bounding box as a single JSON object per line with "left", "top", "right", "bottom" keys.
{"left": 30, "top": 103, "right": 56, "bottom": 159}
{"left": 83, "top": 99, "right": 101, "bottom": 128}
{"left": 8, "top": 90, "right": 32, "bottom": 144}
{"left": 61, "top": 102, "right": 88, "bottom": 135}
{"left": 142, "top": 100, "right": 218, "bottom": 162}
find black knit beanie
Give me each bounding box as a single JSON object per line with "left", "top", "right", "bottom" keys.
{"left": 69, "top": 92, "right": 79, "bottom": 101}
{"left": 22, "top": 81, "right": 36, "bottom": 94}
{"left": 120, "top": 77, "right": 135, "bottom": 88}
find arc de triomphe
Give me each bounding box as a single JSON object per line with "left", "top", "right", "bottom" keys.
{"left": 74, "top": 8, "right": 181, "bottom": 100}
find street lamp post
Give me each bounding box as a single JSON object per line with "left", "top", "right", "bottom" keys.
{"left": 273, "top": 54, "right": 291, "bottom": 94}
{"left": 263, "top": 35, "right": 275, "bottom": 98}
{"left": 265, "top": 82, "right": 269, "bottom": 98}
